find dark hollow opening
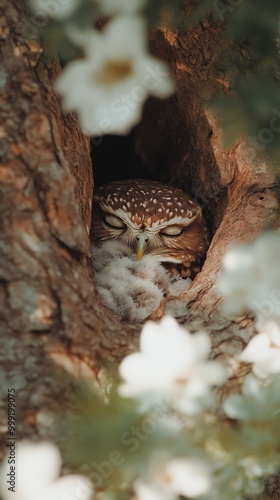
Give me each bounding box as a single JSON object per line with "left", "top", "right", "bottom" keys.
{"left": 89, "top": 95, "right": 226, "bottom": 242}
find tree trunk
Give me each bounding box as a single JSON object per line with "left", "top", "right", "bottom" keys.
{"left": 0, "top": 0, "right": 138, "bottom": 451}
{"left": 135, "top": 25, "right": 279, "bottom": 388}
{"left": 0, "top": 2, "right": 279, "bottom": 495}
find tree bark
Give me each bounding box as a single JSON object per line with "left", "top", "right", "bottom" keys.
{"left": 0, "top": 3, "right": 280, "bottom": 496}
{"left": 135, "top": 25, "right": 279, "bottom": 383}
{"left": 0, "top": 0, "right": 138, "bottom": 452}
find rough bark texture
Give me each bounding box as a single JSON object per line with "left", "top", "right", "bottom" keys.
{"left": 0, "top": 2, "right": 280, "bottom": 497}
{"left": 135, "top": 26, "right": 279, "bottom": 385}
{"left": 0, "top": 0, "right": 138, "bottom": 454}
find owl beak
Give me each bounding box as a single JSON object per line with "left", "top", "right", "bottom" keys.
{"left": 136, "top": 233, "right": 149, "bottom": 260}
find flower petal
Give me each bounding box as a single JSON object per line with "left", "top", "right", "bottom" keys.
{"left": 239, "top": 334, "right": 271, "bottom": 363}
{"left": 42, "top": 475, "right": 94, "bottom": 500}
{"left": 0, "top": 441, "right": 61, "bottom": 500}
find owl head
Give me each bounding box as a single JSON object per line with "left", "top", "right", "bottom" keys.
{"left": 91, "top": 179, "right": 209, "bottom": 276}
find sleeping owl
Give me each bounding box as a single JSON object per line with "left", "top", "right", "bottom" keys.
{"left": 91, "top": 179, "right": 209, "bottom": 279}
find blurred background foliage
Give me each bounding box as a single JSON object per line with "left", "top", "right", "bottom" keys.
{"left": 29, "top": 0, "right": 280, "bottom": 154}
{"left": 187, "top": 0, "right": 280, "bottom": 151}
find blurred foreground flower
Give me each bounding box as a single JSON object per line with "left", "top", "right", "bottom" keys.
{"left": 55, "top": 16, "right": 175, "bottom": 135}
{"left": 223, "top": 373, "right": 280, "bottom": 421}
{"left": 30, "top": 0, "right": 79, "bottom": 19}
{"left": 96, "top": 0, "right": 147, "bottom": 14}
{"left": 239, "top": 320, "right": 280, "bottom": 378}
{"left": 217, "top": 231, "right": 280, "bottom": 322}
{"left": 119, "top": 316, "right": 227, "bottom": 414}
{"left": 135, "top": 458, "right": 211, "bottom": 499}
{"left": 0, "top": 441, "right": 93, "bottom": 500}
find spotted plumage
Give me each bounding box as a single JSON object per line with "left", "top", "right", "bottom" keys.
{"left": 91, "top": 179, "right": 209, "bottom": 279}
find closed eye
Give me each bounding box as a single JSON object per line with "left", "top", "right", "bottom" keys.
{"left": 104, "top": 215, "right": 125, "bottom": 229}
{"left": 160, "top": 225, "right": 183, "bottom": 236}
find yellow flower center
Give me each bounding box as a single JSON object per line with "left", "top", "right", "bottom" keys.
{"left": 94, "top": 60, "right": 133, "bottom": 85}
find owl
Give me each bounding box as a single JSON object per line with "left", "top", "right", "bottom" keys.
{"left": 91, "top": 179, "right": 209, "bottom": 279}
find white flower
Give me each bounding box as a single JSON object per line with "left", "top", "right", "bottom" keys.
{"left": 162, "top": 459, "right": 211, "bottom": 498}
{"left": 30, "top": 0, "right": 79, "bottom": 19}
{"left": 135, "top": 459, "right": 211, "bottom": 500}
{"left": 55, "top": 16, "right": 175, "bottom": 135}
{"left": 239, "top": 321, "right": 280, "bottom": 378}
{"left": 135, "top": 481, "right": 175, "bottom": 500}
{"left": 96, "top": 0, "right": 146, "bottom": 14}
{"left": 42, "top": 475, "right": 93, "bottom": 500}
{"left": 119, "top": 316, "right": 227, "bottom": 414}
{"left": 223, "top": 373, "right": 280, "bottom": 421}
{"left": 217, "top": 231, "right": 280, "bottom": 321}
{"left": 0, "top": 441, "right": 93, "bottom": 500}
